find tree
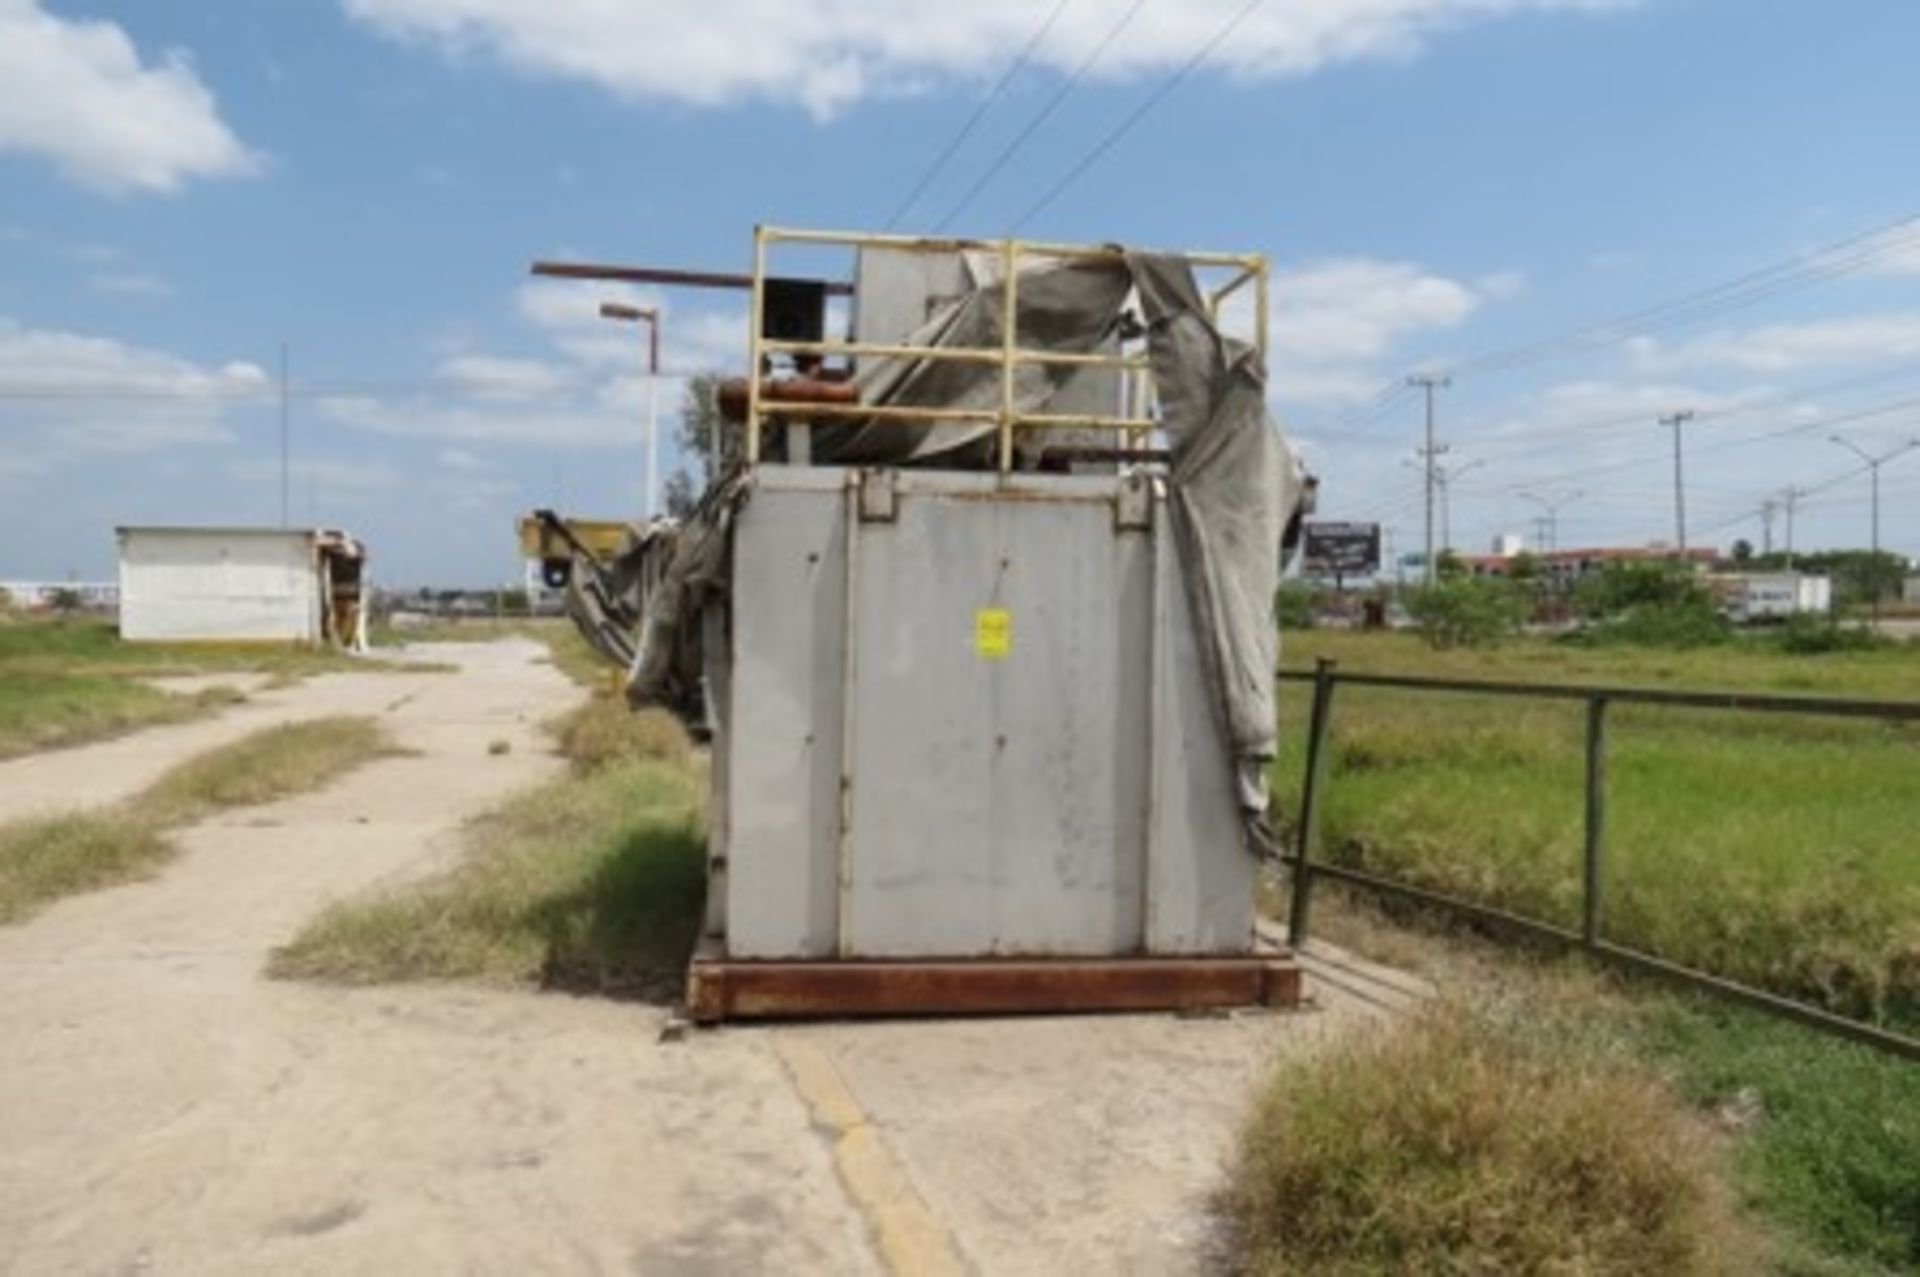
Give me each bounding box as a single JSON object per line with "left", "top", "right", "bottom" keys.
{"left": 1506, "top": 551, "right": 1542, "bottom": 587}
{"left": 676, "top": 373, "right": 739, "bottom": 486}
{"left": 48, "top": 587, "right": 83, "bottom": 615}
{"left": 663, "top": 469, "right": 697, "bottom": 519}
{"left": 1435, "top": 549, "right": 1468, "bottom": 582}
{"left": 1730, "top": 538, "right": 1754, "bottom": 565}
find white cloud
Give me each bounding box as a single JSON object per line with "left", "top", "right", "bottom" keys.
{"left": 87, "top": 271, "right": 172, "bottom": 297}
{"left": 1635, "top": 312, "right": 1920, "bottom": 375}
{"left": 342, "top": 0, "right": 1629, "bottom": 120}
{"left": 228, "top": 455, "right": 402, "bottom": 492}
{"left": 0, "top": 0, "right": 260, "bottom": 194}
{"left": 0, "top": 317, "right": 267, "bottom": 458}
{"left": 1269, "top": 257, "right": 1484, "bottom": 405}
{"left": 515, "top": 278, "right": 745, "bottom": 372}
{"left": 437, "top": 446, "right": 489, "bottom": 471}
{"left": 440, "top": 353, "right": 574, "bottom": 399}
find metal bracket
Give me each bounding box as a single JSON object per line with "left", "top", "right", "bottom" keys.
{"left": 1113, "top": 472, "right": 1154, "bottom": 533}
{"left": 857, "top": 467, "right": 898, "bottom": 523}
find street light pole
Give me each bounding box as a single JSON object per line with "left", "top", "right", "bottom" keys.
{"left": 1519, "top": 488, "right": 1584, "bottom": 555}
{"left": 600, "top": 302, "right": 662, "bottom": 518}
{"left": 1830, "top": 434, "right": 1920, "bottom": 625}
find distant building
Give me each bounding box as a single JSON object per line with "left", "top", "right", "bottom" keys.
{"left": 1709, "top": 573, "right": 1832, "bottom": 622}
{"left": 1906, "top": 575, "right": 1920, "bottom": 605}
{"left": 116, "top": 526, "right": 370, "bottom": 649}
{"left": 0, "top": 580, "right": 119, "bottom": 611}
{"left": 1460, "top": 544, "right": 1718, "bottom": 585}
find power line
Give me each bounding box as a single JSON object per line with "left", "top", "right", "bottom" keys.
{"left": 1435, "top": 213, "right": 1920, "bottom": 382}
{"left": 931, "top": 0, "right": 1151, "bottom": 233}
{"left": 1006, "top": 0, "right": 1267, "bottom": 233}
{"left": 880, "top": 0, "right": 1075, "bottom": 232}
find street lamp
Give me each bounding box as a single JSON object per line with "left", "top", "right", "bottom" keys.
{"left": 1518, "top": 489, "right": 1583, "bottom": 555}
{"left": 600, "top": 301, "right": 662, "bottom": 519}
{"left": 1829, "top": 433, "right": 1920, "bottom": 625}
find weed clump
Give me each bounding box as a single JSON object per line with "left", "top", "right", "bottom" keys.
{"left": 1226, "top": 1002, "right": 1754, "bottom": 1275}
{"left": 554, "top": 696, "right": 691, "bottom": 773}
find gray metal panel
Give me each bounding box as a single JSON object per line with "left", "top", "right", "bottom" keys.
{"left": 723, "top": 474, "right": 847, "bottom": 957}
{"left": 843, "top": 480, "right": 1153, "bottom": 957}
{"left": 723, "top": 467, "right": 1252, "bottom": 961}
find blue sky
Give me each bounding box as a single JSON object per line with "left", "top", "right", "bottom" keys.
{"left": 3, "top": 0, "right": 1918, "bottom": 584}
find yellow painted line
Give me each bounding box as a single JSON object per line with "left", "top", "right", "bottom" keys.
{"left": 775, "top": 1036, "right": 967, "bottom": 1277}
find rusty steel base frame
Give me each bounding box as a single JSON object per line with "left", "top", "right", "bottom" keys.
{"left": 684, "top": 941, "right": 1303, "bottom": 1023}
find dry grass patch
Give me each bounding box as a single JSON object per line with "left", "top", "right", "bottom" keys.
{"left": 0, "top": 715, "right": 392, "bottom": 924}
{"left": 553, "top": 695, "right": 691, "bottom": 773}
{"left": 0, "top": 812, "right": 172, "bottom": 923}
{"left": 1226, "top": 1000, "right": 1758, "bottom": 1276}
{"left": 137, "top": 716, "right": 394, "bottom": 826}
{"left": 269, "top": 756, "right": 704, "bottom": 998}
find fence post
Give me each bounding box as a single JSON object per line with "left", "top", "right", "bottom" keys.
{"left": 1583, "top": 695, "right": 1609, "bottom": 950}
{"left": 1288, "top": 657, "right": 1338, "bottom": 949}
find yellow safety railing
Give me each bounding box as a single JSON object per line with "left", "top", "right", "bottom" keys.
{"left": 746, "top": 226, "right": 1269, "bottom": 474}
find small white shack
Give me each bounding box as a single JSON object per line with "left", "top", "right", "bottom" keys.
{"left": 116, "top": 526, "right": 369, "bottom": 649}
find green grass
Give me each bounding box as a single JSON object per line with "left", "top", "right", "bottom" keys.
{"left": 0, "top": 715, "right": 391, "bottom": 923}
{"left": 1275, "top": 630, "right": 1920, "bottom": 1025}
{"left": 0, "top": 616, "right": 378, "bottom": 759}
{"left": 1619, "top": 994, "right": 1920, "bottom": 1273}
{"left": 271, "top": 689, "right": 703, "bottom": 998}
{"left": 268, "top": 756, "right": 705, "bottom": 998}
{"left": 0, "top": 812, "right": 174, "bottom": 924}
{"left": 1228, "top": 996, "right": 1755, "bottom": 1275}
{"left": 136, "top": 717, "right": 395, "bottom": 826}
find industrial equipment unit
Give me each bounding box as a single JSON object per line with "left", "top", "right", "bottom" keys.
{"left": 533, "top": 227, "right": 1311, "bottom": 1020}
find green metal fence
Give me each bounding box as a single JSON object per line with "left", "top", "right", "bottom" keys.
{"left": 1279, "top": 658, "right": 1920, "bottom": 1061}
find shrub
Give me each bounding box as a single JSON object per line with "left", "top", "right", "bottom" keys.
{"left": 1273, "top": 582, "right": 1318, "bottom": 631}
{"left": 1773, "top": 613, "right": 1886, "bottom": 655}
{"left": 1406, "top": 578, "right": 1525, "bottom": 649}
{"left": 1576, "top": 559, "right": 1710, "bottom": 619}
{"left": 1226, "top": 1002, "right": 1754, "bottom": 1275}
{"left": 1576, "top": 597, "right": 1731, "bottom": 648}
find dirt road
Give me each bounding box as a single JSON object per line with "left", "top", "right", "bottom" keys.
{"left": 0, "top": 639, "right": 1380, "bottom": 1275}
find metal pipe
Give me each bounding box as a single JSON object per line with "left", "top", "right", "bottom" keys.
{"left": 999, "top": 239, "right": 1020, "bottom": 475}
{"left": 1583, "top": 697, "right": 1608, "bottom": 949}
{"left": 1286, "top": 658, "right": 1338, "bottom": 948}
{"left": 532, "top": 260, "right": 855, "bottom": 296}
{"left": 1274, "top": 668, "right": 1920, "bottom": 720}
{"left": 761, "top": 336, "right": 1149, "bottom": 371}
{"left": 746, "top": 227, "right": 768, "bottom": 464}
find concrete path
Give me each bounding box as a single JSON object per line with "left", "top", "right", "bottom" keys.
{"left": 0, "top": 639, "right": 1384, "bottom": 1275}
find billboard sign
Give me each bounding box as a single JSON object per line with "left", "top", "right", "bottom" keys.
{"left": 1302, "top": 521, "right": 1382, "bottom": 577}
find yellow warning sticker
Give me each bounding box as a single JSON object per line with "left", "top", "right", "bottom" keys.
{"left": 974, "top": 607, "right": 1012, "bottom": 660}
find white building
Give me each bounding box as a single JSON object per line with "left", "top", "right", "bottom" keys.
{"left": 116, "top": 526, "right": 370, "bottom": 648}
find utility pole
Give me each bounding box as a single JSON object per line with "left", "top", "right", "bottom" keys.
{"left": 1408, "top": 374, "right": 1450, "bottom": 585}
{"left": 1829, "top": 434, "right": 1920, "bottom": 625}
{"left": 1660, "top": 410, "right": 1695, "bottom": 553}
{"left": 1781, "top": 485, "right": 1805, "bottom": 568}
{"left": 1759, "top": 498, "right": 1777, "bottom": 558}
{"left": 279, "top": 343, "right": 291, "bottom": 529}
